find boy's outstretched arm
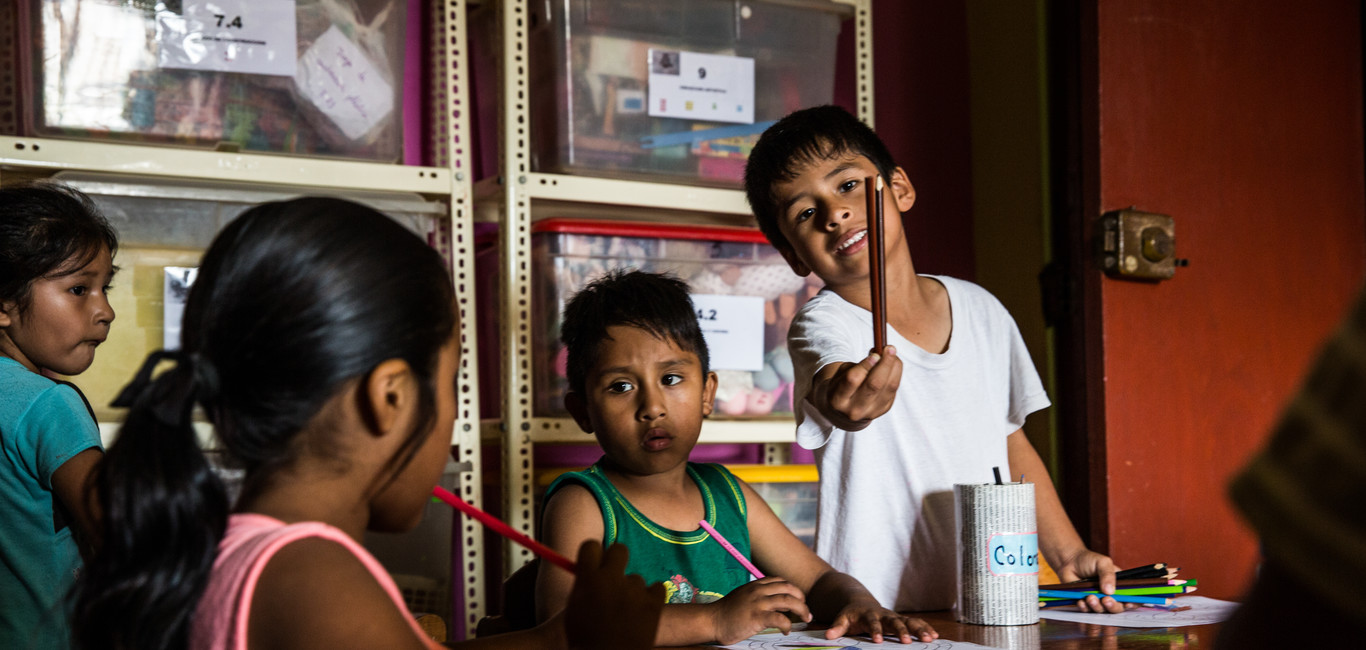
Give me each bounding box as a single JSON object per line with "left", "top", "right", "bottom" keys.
{"left": 1006, "top": 430, "right": 1127, "bottom": 614}
{"left": 539, "top": 485, "right": 807, "bottom": 646}
{"left": 807, "top": 347, "right": 902, "bottom": 431}
{"left": 743, "top": 480, "right": 937, "bottom": 644}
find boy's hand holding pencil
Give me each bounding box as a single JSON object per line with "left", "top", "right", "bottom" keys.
{"left": 808, "top": 350, "right": 902, "bottom": 432}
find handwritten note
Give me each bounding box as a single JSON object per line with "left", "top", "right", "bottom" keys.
{"left": 295, "top": 25, "right": 395, "bottom": 140}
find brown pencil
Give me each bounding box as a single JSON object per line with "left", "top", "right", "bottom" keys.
{"left": 866, "top": 175, "right": 887, "bottom": 351}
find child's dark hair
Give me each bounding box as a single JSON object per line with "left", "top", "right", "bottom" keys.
{"left": 73, "top": 198, "right": 456, "bottom": 650}
{"left": 744, "top": 104, "right": 897, "bottom": 253}
{"left": 0, "top": 182, "right": 118, "bottom": 312}
{"left": 560, "top": 270, "right": 709, "bottom": 395}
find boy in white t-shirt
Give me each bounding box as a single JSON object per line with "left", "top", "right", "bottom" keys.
{"left": 743, "top": 105, "right": 1126, "bottom": 613}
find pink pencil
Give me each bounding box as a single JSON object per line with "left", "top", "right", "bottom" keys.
{"left": 698, "top": 519, "right": 764, "bottom": 580}
{"left": 432, "top": 485, "right": 577, "bottom": 574}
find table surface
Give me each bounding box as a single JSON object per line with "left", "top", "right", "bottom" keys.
{"left": 674, "top": 610, "right": 1220, "bottom": 649}
{"left": 912, "top": 609, "right": 1218, "bottom": 649}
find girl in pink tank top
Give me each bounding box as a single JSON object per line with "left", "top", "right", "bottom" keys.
{"left": 69, "top": 199, "right": 662, "bottom": 649}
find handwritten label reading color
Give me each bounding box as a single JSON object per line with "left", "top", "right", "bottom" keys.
{"left": 987, "top": 532, "right": 1040, "bottom": 576}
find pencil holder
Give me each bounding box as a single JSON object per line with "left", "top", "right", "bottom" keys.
{"left": 955, "top": 481, "right": 1039, "bottom": 625}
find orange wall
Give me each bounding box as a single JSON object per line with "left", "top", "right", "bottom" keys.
{"left": 1096, "top": 1, "right": 1366, "bottom": 599}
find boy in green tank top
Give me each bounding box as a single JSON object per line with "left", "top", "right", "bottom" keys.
{"left": 537, "top": 270, "right": 938, "bottom": 646}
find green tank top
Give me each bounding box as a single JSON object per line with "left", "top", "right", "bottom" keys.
{"left": 545, "top": 461, "right": 753, "bottom": 604}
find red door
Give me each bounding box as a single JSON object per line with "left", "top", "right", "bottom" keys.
{"left": 1058, "top": 1, "right": 1366, "bottom": 599}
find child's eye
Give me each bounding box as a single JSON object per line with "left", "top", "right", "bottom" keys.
{"left": 102, "top": 284, "right": 115, "bottom": 294}
{"left": 607, "top": 381, "right": 635, "bottom": 394}
{"left": 661, "top": 374, "right": 684, "bottom": 387}
{"left": 793, "top": 207, "right": 815, "bottom": 224}
{"left": 839, "top": 179, "right": 859, "bottom": 193}
{"left": 69, "top": 285, "right": 87, "bottom": 297}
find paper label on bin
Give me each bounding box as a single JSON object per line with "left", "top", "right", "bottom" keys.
{"left": 156, "top": 0, "right": 298, "bottom": 77}
{"left": 987, "top": 532, "right": 1040, "bottom": 576}
{"left": 296, "top": 25, "right": 396, "bottom": 140}
{"left": 648, "top": 49, "right": 755, "bottom": 125}
{"left": 693, "top": 294, "right": 764, "bottom": 372}
{"left": 164, "top": 267, "right": 199, "bottom": 351}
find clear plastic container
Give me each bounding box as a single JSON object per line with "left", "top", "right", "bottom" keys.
{"left": 50, "top": 172, "right": 446, "bottom": 420}
{"left": 752, "top": 479, "right": 817, "bottom": 548}
{"left": 18, "top": 0, "right": 405, "bottom": 161}
{"left": 525, "top": 0, "right": 850, "bottom": 186}
{"left": 477, "top": 218, "right": 823, "bottom": 419}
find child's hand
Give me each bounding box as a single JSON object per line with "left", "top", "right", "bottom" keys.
{"left": 709, "top": 577, "right": 811, "bottom": 645}
{"left": 1054, "top": 549, "right": 1133, "bottom": 614}
{"left": 824, "top": 599, "right": 938, "bottom": 644}
{"left": 814, "top": 347, "right": 902, "bottom": 431}
{"left": 563, "top": 540, "right": 665, "bottom": 649}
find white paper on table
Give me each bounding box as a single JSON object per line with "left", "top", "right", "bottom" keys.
{"left": 692, "top": 294, "right": 764, "bottom": 372}
{"left": 647, "top": 49, "right": 754, "bottom": 124}
{"left": 1038, "top": 595, "right": 1239, "bottom": 628}
{"left": 714, "top": 627, "right": 1006, "bottom": 649}
{"left": 295, "top": 25, "right": 395, "bottom": 140}
{"left": 163, "top": 267, "right": 199, "bottom": 351}
{"left": 157, "top": 0, "right": 298, "bottom": 76}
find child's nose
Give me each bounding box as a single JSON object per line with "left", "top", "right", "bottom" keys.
{"left": 636, "top": 386, "right": 666, "bottom": 421}
{"left": 822, "top": 205, "right": 850, "bottom": 231}
{"left": 95, "top": 294, "right": 115, "bottom": 325}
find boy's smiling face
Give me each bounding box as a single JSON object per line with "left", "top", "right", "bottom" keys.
{"left": 566, "top": 324, "right": 718, "bottom": 478}
{"left": 771, "top": 152, "right": 916, "bottom": 292}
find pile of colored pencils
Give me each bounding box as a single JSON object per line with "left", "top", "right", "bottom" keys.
{"left": 1039, "top": 563, "right": 1195, "bottom": 611}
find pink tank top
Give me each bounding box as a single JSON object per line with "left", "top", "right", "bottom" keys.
{"left": 190, "top": 513, "right": 442, "bottom": 650}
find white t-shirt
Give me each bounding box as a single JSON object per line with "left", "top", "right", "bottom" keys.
{"left": 789, "top": 275, "right": 1050, "bottom": 611}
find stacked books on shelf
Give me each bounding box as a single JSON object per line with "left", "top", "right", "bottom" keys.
{"left": 1039, "top": 563, "right": 1196, "bottom": 612}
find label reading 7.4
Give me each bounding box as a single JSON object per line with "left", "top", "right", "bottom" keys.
{"left": 156, "top": 0, "right": 298, "bottom": 77}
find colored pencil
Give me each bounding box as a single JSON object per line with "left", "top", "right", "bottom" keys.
{"left": 865, "top": 175, "right": 887, "bottom": 351}
{"left": 1115, "top": 563, "right": 1167, "bottom": 579}
{"left": 1040, "top": 600, "right": 1192, "bottom": 612}
{"left": 698, "top": 519, "right": 765, "bottom": 580}
{"left": 1038, "top": 589, "right": 1173, "bottom": 605}
{"left": 1041, "top": 578, "right": 1191, "bottom": 590}
{"left": 1038, "top": 586, "right": 1197, "bottom": 600}
{"left": 431, "top": 485, "right": 577, "bottom": 574}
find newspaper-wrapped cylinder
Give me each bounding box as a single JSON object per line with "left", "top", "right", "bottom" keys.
{"left": 955, "top": 481, "right": 1039, "bottom": 625}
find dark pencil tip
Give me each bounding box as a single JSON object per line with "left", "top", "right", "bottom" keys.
{"left": 993, "top": 466, "right": 1003, "bottom": 485}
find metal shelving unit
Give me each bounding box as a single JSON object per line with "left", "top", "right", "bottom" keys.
{"left": 0, "top": 0, "right": 486, "bottom": 638}
{"left": 487, "top": 0, "right": 874, "bottom": 576}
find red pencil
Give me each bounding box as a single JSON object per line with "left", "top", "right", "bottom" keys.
{"left": 866, "top": 175, "right": 887, "bottom": 350}
{"left": 431, "top": 485, "right": 577, "bottom": 574}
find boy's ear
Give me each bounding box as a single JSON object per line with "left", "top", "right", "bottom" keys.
{"left": 0, "top": 300, "right": 15, "bottom": 327}
{"left": 700, "top": 371, "right": 719, "bottom": 417}
{"left": 889, "top": 166, "right": 916, "bottom": 212}
{"left": 564, "top": 391, "right": 595, "bottom": 434}
{"left": 359, "top": 358, "right": 416, "bottom": 437}
{"left": 777, "top": 245, "right": 812, "bottom": 278}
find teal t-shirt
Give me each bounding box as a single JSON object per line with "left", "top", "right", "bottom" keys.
{"left": 546, "top": 461, "right": 754, "bottom": 604}
{"left": 0, "top": 357, "right": 101, "bottom": 649}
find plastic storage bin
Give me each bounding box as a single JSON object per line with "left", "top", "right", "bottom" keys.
{"left": 525, "top": 0, "right": 850, "bottom": 186}
{"left": 728, "top": 464, "right": 817, "bottom": 548}
{"left": 50, "top": 173, "right": 446, "bottom": 421}
{"left": 18, "top": 0, "right": 405, "bottom": 161}
{"left": 477, "top": 218, "right": 823, "bottom": 419}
